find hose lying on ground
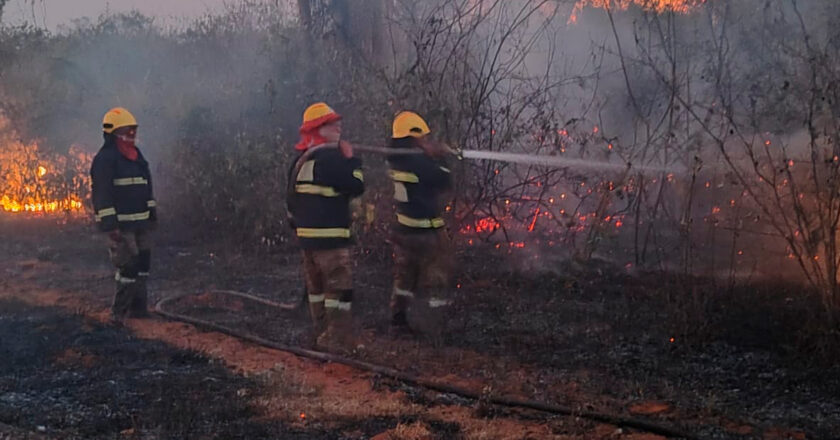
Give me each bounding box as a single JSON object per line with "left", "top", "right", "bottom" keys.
{"left": 154, "top": 290, "right": 696, "bottom": 439}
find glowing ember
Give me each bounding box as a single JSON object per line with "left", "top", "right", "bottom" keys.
{"left": 528, "top": 208, "right": 540, "bottom": 232}
{"left": 463, "top": 216, "right": 501, "bottom": 234}
{"left": 0, "top": 136, "right": 90, "bottom": 214}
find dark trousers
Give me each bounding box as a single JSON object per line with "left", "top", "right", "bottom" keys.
{"left": 108, "top": 230, "right": 152, "bottom": 318}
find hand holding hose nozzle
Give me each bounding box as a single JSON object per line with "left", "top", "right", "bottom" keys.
{"left": 448, "top": 144, "right": 464, "bottom": 161}
{"left": 417, "top": 138, "right": 454, "bottom": 159}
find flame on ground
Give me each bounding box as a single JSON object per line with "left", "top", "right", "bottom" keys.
{"left": 0, "top": 137, "right": 90, "bottom": 214}
{"left": 571, "top": 0, "right": 706, "bottom": 22}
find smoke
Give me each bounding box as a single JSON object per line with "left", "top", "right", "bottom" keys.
{"left": 404, "top": 0, "right": 840, "bottom": 282}
{"left": 2, "top": 0, "right": 839, "bottom": 286}
{"left": 0, "top": 2, "right": 310, "bottom": 161}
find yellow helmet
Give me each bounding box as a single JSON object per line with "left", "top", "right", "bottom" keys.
{"left": 302, "top": 102, "right": 338, "bottom": 124}
{"left": 392, "top": 111, "right": 431, "bottom": 139}
{"left": 102, "top": 107, "right": 138, "bottom": 134}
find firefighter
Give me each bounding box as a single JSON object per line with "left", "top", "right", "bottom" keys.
{"left": 287, "top": 102, "right": 364, "bottom": 350}
{"left": 90, "top": 107, "right": 157, "bottom": 324}
{"left": 386, "top": 111, "right": 453, "bottom": 336}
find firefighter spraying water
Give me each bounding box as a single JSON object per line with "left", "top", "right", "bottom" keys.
{"left": 286, "top": 103, "right": 364, "bottom": 352}
{"left": 385, "top": 111, "right": 455, "bottom": 337}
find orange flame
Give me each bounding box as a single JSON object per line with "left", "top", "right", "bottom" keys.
{"left": 571, "top": 0, "right": 706, "bottom": 22}
{"left": 0, "top": 136, "right": 90, "bottom": 214}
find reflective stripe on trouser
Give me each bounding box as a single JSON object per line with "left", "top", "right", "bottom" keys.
{"left": 317, "top": 290, "right": 354, "bottom": 349}
{"left": 323, "top": 290, "right": 353, "bottom": 312}
{"left": 428, "top": 298, "right": 452, "bottom": 308}
{"left": 131, "top": 249, "right": 151, "bottom": 314}
{"left": 301, "top": 248, "right": 353, "bottom": 330}
{"left": 112, "top": 257, "right": 139, "bottom": 318}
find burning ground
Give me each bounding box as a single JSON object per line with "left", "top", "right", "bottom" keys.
{"left": 1, "top": 216, "right": 837, "bottom": 439}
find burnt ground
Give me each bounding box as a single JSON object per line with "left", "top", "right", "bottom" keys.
{"left": 0, "top": 299, "right": 473, "bottom": 439}
{"left": 2, "top": 216, "right": 839, "bottom": 439}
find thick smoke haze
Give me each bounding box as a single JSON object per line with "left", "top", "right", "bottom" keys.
{"left": 2, "top": 0, "right": 840, "bottom": 292}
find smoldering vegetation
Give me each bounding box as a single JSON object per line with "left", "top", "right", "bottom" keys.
{"left": 1, "top": 1, "right": 840, "bottom": 353}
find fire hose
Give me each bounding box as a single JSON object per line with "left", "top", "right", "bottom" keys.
{"left": 154, "top": 290, "right": 695, "bottom": 439}
{"left": 290, "top": 142, "right": 681, "bottom": 174}
{"left": 350, "top": 144, "right": 681, "bottom": 174}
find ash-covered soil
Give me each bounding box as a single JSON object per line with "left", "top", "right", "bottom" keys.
{"left": 165, "top": 272, "right": 840, "bottom": 440}
{"left": 0, "top": 299, "right": 472, "bottom": 439}
{"left": 0, "top": 300, "right": 420, "bottom": 439}
{"left": 2, "top": 216, "right": 838, "bottom": 439}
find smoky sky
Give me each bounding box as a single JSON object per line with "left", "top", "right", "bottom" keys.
{"left": 2, "top": 0, "right": 259, "bottom": 29}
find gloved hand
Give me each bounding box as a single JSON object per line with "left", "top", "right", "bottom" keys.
{"left": 339, "top": 140, "right": 354, "bottom": 158}
{"left": 108, "top": 229, "right": 123, "bottom": 242}
{"left": 350, "top": 198, "right": 363, "bottom": 221}
{"left": 418, "top": 138, "right": 452, "bottom": 159}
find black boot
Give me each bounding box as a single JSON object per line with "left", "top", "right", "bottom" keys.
{"left": 128, "top": 281, "right": 150, "bottom": 318}
{"left": 389, "top": 310, "right": 415, "bottom": 336}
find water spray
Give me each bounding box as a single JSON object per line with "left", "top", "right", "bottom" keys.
{"left": 352, "top": 144, "right": 683, "bottom": 175}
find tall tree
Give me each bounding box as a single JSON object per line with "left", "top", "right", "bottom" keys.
{"left": 297, "top": 0, "right": 390, "bottom": 62}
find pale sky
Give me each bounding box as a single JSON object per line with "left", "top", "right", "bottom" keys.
{"left": 2, "top": 0, "right": 242, "bottom": 29}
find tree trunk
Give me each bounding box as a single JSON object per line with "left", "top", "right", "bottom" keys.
{"left": 298, "top": 0, "right": 390, "bottom": 63}
{"left": 297, "top": 0, "right": 312, "bottom": 30}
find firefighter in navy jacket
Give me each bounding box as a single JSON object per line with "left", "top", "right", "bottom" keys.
{"left": 90, "top": 107, "right": 156, "bottom": 323}
{"left": 287, "top": 102, "right": 364, "bottom": 350}
{"left": 386, "top": 111, "right": 454, "bottom": 336}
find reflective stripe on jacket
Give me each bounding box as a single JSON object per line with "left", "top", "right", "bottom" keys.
{"left": 287, "top": 144, "right": 364, "bottom": 249}
{"left": 386, "top": 146, "right": 451, "bottom": 233}
{"left": 90, "top": 135, "right": 156, "bottom": 232}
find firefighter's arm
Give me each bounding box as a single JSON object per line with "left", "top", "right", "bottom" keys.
{"left": 90, "top": 154, "right": 119, "bottom": 232}
{"left": 414, "top": 156, "right": 452, "bottom": 189}
{"left": 146, "top": 170, "right": 158, "bottom": 224}
{"left": 320, "top": 154, "right": 364, "bottom": 197}
{"left": 285, "top": 155, "right": 301, "bottom": 229}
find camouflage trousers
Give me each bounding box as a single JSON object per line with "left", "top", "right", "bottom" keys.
{"left": 390, "top": 229, "right": 454, "bottom": 329}
{"left": 301, "top": 247, "right": 354, "bottom": 340}
{"left": 108, "top": 230, "right": 152, "bottom": 319}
